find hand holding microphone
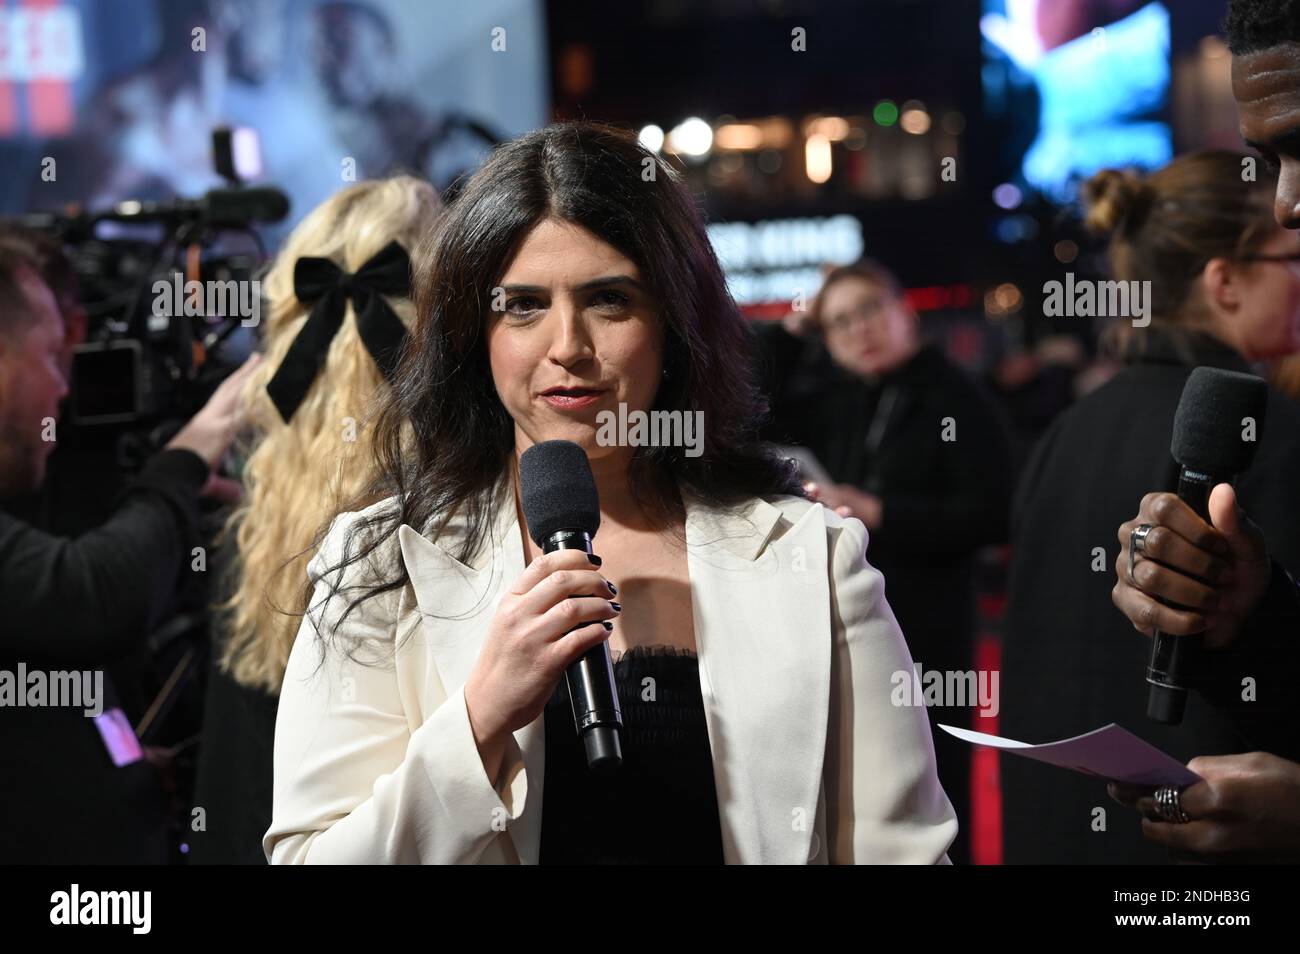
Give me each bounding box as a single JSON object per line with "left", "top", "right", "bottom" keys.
{"left": 1113, "top": 367, "right": 1269, "bottom": 723}
{"left": 464, "top": 548, "right": 620, "bottom": 784}
{"left": 465, "top": 439, "right": 624, "bottom": 784}
{"left": 1114, "top": 483, "right": 1271, "bottom": 649}
{"left": 518, "top": 440, "right": 623, "bottom": 771}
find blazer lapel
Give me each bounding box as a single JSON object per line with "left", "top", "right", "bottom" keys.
{"left": 685, "top": 495, "right": 832, "bottom": 864}
{"left": 398, "top": 498, "right": 546, "bottom": 865}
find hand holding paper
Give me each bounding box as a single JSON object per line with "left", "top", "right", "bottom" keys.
{"left": 938, "top": 723, "right": 1201, "bottom": 787}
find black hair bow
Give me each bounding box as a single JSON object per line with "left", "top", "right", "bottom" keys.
{"left": 265, "top": 240, "right": 412, "bottom": 422}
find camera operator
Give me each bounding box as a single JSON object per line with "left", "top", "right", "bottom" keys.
{"left": 0, "top": 225, "right": 87, "bottom": 384}
{"left": 0, "top": 245, "right": 260, "bottom": 862}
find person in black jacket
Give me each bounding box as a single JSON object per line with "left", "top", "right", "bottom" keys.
{"left": 0, "top": 245, "right": 259, "bottom": 863}
{"left": 1003, "top": 150, "right": 1300, "bottom": 864}
{"left": 761, "top": 259, "right": 1015, "bottom": 865}
{"left": 1096, "top": 1, "right": 1300, "bottom": 865}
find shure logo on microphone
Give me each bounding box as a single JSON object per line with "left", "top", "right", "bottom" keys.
{"left": 1042, "top": 273, "right": 1152, "bottom": 327}
{"left": 596, "top": 403, "right": 704, "bottom": 458}
{"left": 50, "top": 884, "right": 151, "bottom": 934}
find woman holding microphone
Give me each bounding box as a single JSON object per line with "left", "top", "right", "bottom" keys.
{"left": 264, "top": 121, "right": 956, "bottom": 865}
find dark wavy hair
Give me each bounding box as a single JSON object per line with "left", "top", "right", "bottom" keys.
{"left": 306, "top": 121, "right": 802, "bottom": 644}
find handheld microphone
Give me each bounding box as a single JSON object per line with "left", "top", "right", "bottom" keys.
{"left": 519, "top": 440, "right": 623, "bottom": 772}
{"left": 1146, "top": 367, "right": 1268, "bottom": 724}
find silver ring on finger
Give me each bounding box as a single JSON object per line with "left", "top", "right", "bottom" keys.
{"left": 1154, "top": 785, "right": 1191, "bottom": 824}
{"left": 1130, "top": 524, "right": 1155, "bottom": 585}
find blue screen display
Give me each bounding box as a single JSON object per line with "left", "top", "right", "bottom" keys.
{"left": 981, "top": 1, "right": 1172, "bottom": 204}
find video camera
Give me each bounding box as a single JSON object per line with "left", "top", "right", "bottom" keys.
{"left": 9, "top": 128, "right": 288, "bottom": 443}
{"left": 20, "top": 190, "right": 287, "bottom": 430}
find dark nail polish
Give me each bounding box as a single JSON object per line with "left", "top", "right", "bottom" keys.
{"left": 606, "top": 580, "right": 618, "bottom": 596}
{"left": 588, "top": 554, "right": 603, "bottom": 567}
{"left": 601, "top": 621, "right": 613, "bottom": 632}
{"left": 609, "top": 601, "right": 622, "bottom": 613}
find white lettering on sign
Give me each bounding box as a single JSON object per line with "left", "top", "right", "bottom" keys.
{"left": 708, "top": 215, "right": 864, "bottom": 272}
{"left": 708, "top": 215, "right": 865, "bottom": 305}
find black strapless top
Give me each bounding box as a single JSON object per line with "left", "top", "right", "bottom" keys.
{"left": 538, "top": 645, "right": 725, "bottom": 865}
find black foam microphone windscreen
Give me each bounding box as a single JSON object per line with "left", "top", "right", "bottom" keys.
{"left": 519, "top": 440, "right": 601, "bottom": 546}
{"left": 1171, "top": 367, "right": 1268, "bottom": 476}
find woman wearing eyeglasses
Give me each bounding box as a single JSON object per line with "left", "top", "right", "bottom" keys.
{"left": 1002, "top": 150, "right": 1300, "bottom": 865}
{"left": 764, "top": 259, "right": 1016, "bottom": 866}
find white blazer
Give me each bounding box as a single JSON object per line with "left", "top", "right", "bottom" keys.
{"left": 265, "top": 489, "right": 957, "bottom": 864}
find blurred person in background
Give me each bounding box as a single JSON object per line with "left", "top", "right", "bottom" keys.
{"left": 759, "top": 259, "right": 1015, "bottom": 865}
{"left": 0, "top": 226, "right": 87, "bottom": 383}
{"left": 188, "top": 175, "right": 441, "bottom": 864}
{"left": 1002, "top": 150, "right": 1300, "bottom": 864}
{"left": 0, "top": 243, "right": 259, "bottom": 863}
{"left": 990, "top": 334, "right": 1118, "bottom": 469}
{"left": 1270, "top": 352, "right": 1300, "bottom": 398}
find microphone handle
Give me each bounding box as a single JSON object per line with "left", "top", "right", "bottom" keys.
{"left": 1145, "top": 467, "right": 1217, "bottom": 724}
{"left": 542, "top": 529, "right": 623, "bottom": 772}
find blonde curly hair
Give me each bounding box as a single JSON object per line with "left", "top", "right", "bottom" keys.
{"left": 214, "top": 175, "right": 441, "bottom": 693}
